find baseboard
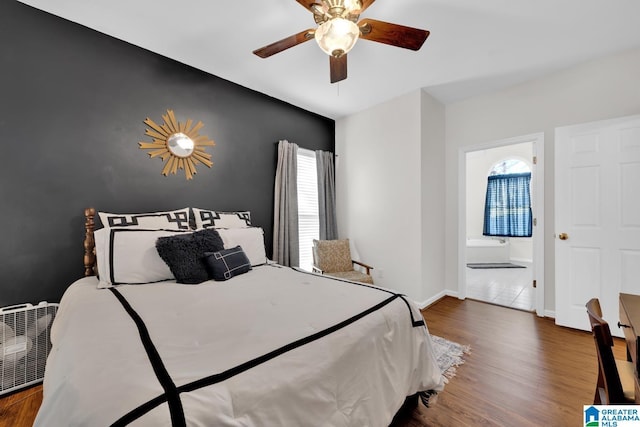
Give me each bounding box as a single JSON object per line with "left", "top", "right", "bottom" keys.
{"left": 415, "top": 290, "right": 459, "bottom": 310}
{"left": 417, "top": 293, "right": 556, "bottom": 320}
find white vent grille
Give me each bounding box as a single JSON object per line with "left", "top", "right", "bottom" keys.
{"left": 0, "top": 302, "right": 58, "bottom": 395}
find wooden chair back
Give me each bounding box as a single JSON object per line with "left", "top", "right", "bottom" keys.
{"left": 586, "top": 298, "right": 626, "bottom": 404}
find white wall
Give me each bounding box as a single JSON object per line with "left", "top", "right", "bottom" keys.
{"left": 336, "top": 46, "right": 640, "bottom": 312}
{"left": 336, "top": 91, "right": 423, "bottom": 299}
{"left": 420, "top": 90, "right": 447, "bottom": 300}
{"left": 335, "top": 90, "right": 446, "bottom": 303}
{"left": 445, "top": 47, "right": 640, "bottom": 312}
{"left": 466, "top": 142, "right": 533, "bottom": 262}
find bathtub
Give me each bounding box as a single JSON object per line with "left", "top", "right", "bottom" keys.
{"left": 466, "top": 237, "right": 510, "bottom": 263}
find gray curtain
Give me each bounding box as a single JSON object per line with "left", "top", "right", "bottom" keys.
{"left": 316, "top": 150, "right": 338, "bottom": 240}
{"left": 273, "top": 140, "right": 299, "bottom": 266}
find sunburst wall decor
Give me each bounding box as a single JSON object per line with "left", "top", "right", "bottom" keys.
{"left": 139, "top": 109, "right": 215, "bottom": 180}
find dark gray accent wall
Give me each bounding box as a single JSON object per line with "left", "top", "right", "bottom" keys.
{"left": 0, "top": 2, "right": 334, "bottom": 306}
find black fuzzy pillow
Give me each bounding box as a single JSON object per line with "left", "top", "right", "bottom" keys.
{"left": 204, "top": 246, "right": 252, "bottom": 281}
{"left": 156, "top": 229, "right": 224, "bottom": 284}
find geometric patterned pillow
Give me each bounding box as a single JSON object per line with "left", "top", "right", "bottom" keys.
{"left": 203, "top": 246, "right": 252, "bottom": 281}
{"left": 313, "top": 239, "right": 353, "bottom": 273}
{"left": 192, "top": 208, "right": 251, "bottom": 229}
{"left": 98, "top": 208, "right": 191, "bottom": 231}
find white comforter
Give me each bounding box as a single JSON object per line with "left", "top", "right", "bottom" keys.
{"left": 34, "top": 265, "right": 444, "bottom": 426}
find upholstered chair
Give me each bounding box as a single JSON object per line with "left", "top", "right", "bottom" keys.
{"left": 312, "top": 239, "right": 374, "bottom": 284}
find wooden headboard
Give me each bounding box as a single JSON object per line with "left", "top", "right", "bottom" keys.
{"left": 83, "top": 207, "right": 97, "bottom": 277}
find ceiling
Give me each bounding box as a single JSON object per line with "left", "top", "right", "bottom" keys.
{"left": 18, "top": 0, "right": 640, "bottom": 119}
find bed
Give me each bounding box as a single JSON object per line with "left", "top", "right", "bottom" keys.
{"left": 34, "top": 208, "right": 444, "bottom": 426}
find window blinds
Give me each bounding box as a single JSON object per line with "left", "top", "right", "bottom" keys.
{"left": 297, "top": 149, "right": 320, "bottom": 271}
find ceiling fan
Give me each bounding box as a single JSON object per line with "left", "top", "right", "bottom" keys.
{"left": 253, "top": 0, "right": 430, "bottom": 83}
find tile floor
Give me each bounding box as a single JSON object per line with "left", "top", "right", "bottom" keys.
{"left": 465, "top": 261, "right": 534, "bottom": 311}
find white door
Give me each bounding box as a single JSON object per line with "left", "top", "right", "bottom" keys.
{"left": 555, "top": 115, "right": 640, "bottom": 336}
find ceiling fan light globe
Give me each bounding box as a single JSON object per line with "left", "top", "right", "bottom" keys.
{"left": 314, "top": 18, "right": 359, "bottom": 57}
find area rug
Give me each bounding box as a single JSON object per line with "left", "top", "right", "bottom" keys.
{"left": 430, "top": 334, "right": 471, "bottom": 381}
{"left": 466, "top": 262, "right": 525, "bottom": 269}
{"left": 419, "top": 335, "right": 471, "bottom": 407}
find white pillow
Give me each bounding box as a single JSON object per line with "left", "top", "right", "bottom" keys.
{"left": 192, "top": 208, "right": 251, "bottom": 229}
{"left": 216, "top": 227, "right": 267, "bottom": 266}
{"left": 95, "top": 228, "right": 187, "bottom": 288}
{"left": 98, "top": 208, "right": 191, "bottom": 231}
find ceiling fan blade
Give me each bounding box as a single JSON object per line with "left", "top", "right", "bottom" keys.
{"left": 358, "top": 18, "right": 429, "bottom": 51}
{"left": 295, "top": 0, "right": 317, "bottom": 12}
{"left": 330, "top": 55, "right": 347, "bottom": 84}
{"left": 253, "top": 29, "right": 315, "bottom": 58}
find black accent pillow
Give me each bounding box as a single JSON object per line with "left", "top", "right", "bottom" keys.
{"left": 156, "top": 229, "right": 224, "bottom": 284}
{"left": 204, "top": 246, "right": 252, "bottom": 281}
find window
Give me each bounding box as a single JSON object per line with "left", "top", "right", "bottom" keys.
{"left": 297, "top": 149, "right": 319, "bottom": 271}
{"left": 489, "top": 158, "right": 530, "bottom": 176}
{"left": 483, "top": 159, "right": 532, "bottom": 237}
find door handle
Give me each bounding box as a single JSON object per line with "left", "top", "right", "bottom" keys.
{"left": 558, "top": 233, "right": 569, "bottom": 240}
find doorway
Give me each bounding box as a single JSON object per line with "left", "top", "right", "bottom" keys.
{"left": 458, "top": 133, "right": 545, "bottom": 316}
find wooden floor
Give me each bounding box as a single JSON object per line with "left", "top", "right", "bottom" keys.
{"left": 394, "top": 296, "right": 625, "bottom": 426}
{"left": 0, "top": 384, "right": 42, "bottom": 427}
{"left": 0, "top": 296, "right": 622, "bottom": 427}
